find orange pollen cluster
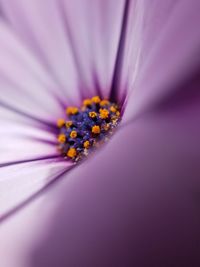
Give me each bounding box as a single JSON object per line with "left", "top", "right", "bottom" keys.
{"left": 99, "top": 109, "right": 109, "bottom": 119}
{"left": 57, "top": 95, "right": 121, "bottom": 161}
{"left": 66, "top": 107, "right": 79, "bottom": 115}
{"left": 92, "top": 125, "right": 101, "bottom": 134}
{"left": 89, "top": 111, "right": 97, "bottom": 118}
{"left": 70, "top": 130, "right": 77, "bottom": 139}
{"left": 67, "top": 148, "right": 77, "bottom": 158}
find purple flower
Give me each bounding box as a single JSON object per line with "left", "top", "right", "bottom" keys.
{"left": 0, "top": 0, "right": 200, "bottom": 266}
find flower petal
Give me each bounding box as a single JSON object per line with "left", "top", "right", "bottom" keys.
{"left": 123, "top": 0, "right": 200, "bottom": 122}
{"left": 0, "top": 20, "right": 69, "bottom": 123}
{"left": 0, "top": 160, "right": 71, "bottom": 221}
{"left": 0, "top": 79, "right": 200, "bottom": 265}
{"left": 0, "top": 0, "right": 82, "bottom": 101}
{"left": 0, "top": 0, "right": 127, "bottom": 99}
{"left": 27, "top": 101, "right": 200, "bottom": 266}
{"left": 0, "top": 102, "right": 60, "bottom": 163}
{"left": 60, "top": 0, "right": 126, "bottom": 99}
{"left": 114, "top": 0, "right": 143, "bottom": 103}
{"left": 0, "top": 105, "right": 74, "bottom": 221}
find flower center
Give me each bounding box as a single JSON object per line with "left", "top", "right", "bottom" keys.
{"left": 57, "top": 96, "right": 121, "bottom": 162}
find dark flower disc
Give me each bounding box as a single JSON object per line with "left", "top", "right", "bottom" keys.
{"left": 57, "top": 96, "right": 121, "bottom": 162}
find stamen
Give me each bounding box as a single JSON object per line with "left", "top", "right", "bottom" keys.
{"left": 83, "top": 99, "right": 92, "bottom": 107}
{"left": 91, "top": 96, "right": 101, "bottom": 104}
{"left": 83, "top": 140, "right": 90, "bottom": 149}
{"left": 89, "top": 111, "right": 97, "bottom": 118}
{"left": 100, "top": 99, "right": 109, "bottom": 106}
{"left": 99, "top": 108, "right": 109, "bottom": 119}
{"left": 57, "top": 118, "right": 65, "bottom": 128}
{"left": 66, "top": 107, "right": 79, "bottom": 115}
{"left": 70, "top": 130, "right": 77, "bottom": 139}
{"left": 110, "top": 106, "right": 117, "bottom": 113}
{"left": 92, "top": 125, "right": 100, "bottom": 134}
{"left": 67, "top": 147, "right": 77, "bottom": 158}
{"left": 102, "top": 124, "right": 110, "bottom": 131}
{"left": 57, "top": 96, "right": 121, "bottom": 162}
{"left": 66, "top": 121, "right": 73, "bottom": 128}
{"left": 58, "top": 134, "right": 66, "bottom": 143}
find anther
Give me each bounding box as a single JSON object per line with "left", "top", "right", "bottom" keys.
{"left": 57, "top": 95, "right": 120, "bottom": 161}
{"left": 89, "top": 111, "right": 97, "bottom": 118}
{"left": 67, "top": 147, "right": 77, "bottom": 158}
{"left": 58, "top": 134, "right": 66, "bottom": 143}
{"left": 110, "top": 106, "right": 117, "bottom": 113}
{"left": 92, "top": 125, "right": 101, "bottom": 134}
{"left": 66, "top": 107, "right": 79, "bottom": 115}
{"left": 57, "top": 118, "right": 65, "bottom": 128}
{"left": 83, "top": 99, "right": 92, "bottom": 106}
{"left": 99, "top": 109, "right": 109, "bottom": 119}
{"left": 83, "top": 140, "right": 90, "bottom": 149}
{"left": 100, "top": 99, "right": 109, "bottom": 106}
{"left": 66, "top": 121, "right": 73, "bottom": 128}
{"left": 70, "top": 130, "right": 77, "bottom": 139}
{"left": 91, "top": 96, "right": 101, "bottom": 104}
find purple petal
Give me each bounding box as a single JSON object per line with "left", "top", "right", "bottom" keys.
{"left": 0, "top": 107, "right": 73, "bottom": 222}
{"left": 0, "top": 0, "right": 127, "bottom": 99}
{"left": 0, "top": 163, "right": 73, "bottom": 267}
{"left": 0, "top": 1, "right": 199, "bottom": 266}
{"left": 26, "top": 98, "right": 200, "bottom": 266}
{"left": 124, "top": 0, "right": 200, "bottom": 122}
{"left": 0, "top": 105, "right": 72, "bottom": 220}
{"left": 0, "top": 0, "right": 81, "bottom": 101}
{"left": 0, "top": 21, "right": 69, "bottom": 122}
{"left": 0, "top": 105, "right": 60, "bottom": 163}
{"left": 0, "top": 160, "right": 71, "bottom": 220}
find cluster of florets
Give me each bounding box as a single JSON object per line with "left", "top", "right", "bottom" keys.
{"left": 57, "top": 96, "right": 121, "bottom": 161}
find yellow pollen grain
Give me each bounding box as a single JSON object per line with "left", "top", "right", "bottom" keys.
{"left": 99, "top": 108, "right": 109, "bottom": 119}
{"left": 103, "top": 124, "right": 110, "bottom": 131}
{"left": 57, "top": 118, "right": 65, "bottom": 128}
{"left": 83, "top": 140, "right": 90, "bottom": 149}
{"left": 58, "top": 134, "right": 66, "bottom": 143}
{"left": 110, "top": 106, "right": 117, "bottom": 113}
{"left": 89, "top": 111, "right": 97, "bottom": 118}
{"left": 100, "top": 99, "right": 109, "bottom": 106}
{"left": 67, "top": 148, "right": 77, "bottom": 158}
{"left": 66, "top": 107, "right": 79, "bottom": 115}
{"left": 92, "top": 125, "right": 100, "bottom": 134}
{"left": 57, "top": 96, "right": 121, "bottom": 161}
{"left": 66, "top": 121, "right": 73, "bottom": 128}
{"left": 91, "top": 96, "right": 101, "bottom": 104}
{"left": 83, "top": 99, "right": 92, "bottom": 106}
{"left": 70, "top": 130, "right": 77, "bottom": 139}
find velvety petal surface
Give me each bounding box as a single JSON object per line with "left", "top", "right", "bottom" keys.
{"left": 0, "top": 21, "right": 74, "bottom": 223}
{"left": 0, "top": 0, "right": 129, "bottom": 100}
{"left": 0, "top": 1, "right": 199, "bottom": 266}
{"left": 124, "top": 0, "right": 200, "bottom": 122}
{"left": 28, "top": 91, "right": 200, "bottom": 266}
{"left": 0, "top": 160, "right": 70, "bottom": 221}
{"left": 0, "top": 0, "right": 81, "bottom": 102}
{"left": 0, "top": 22, "right": 60, "bottom": 163}
{"left": 0, "top": 20, "right": 68, "bottom": 122}
{"left": 0, "top": 0, "right": 132, "bottom": 229}
{"left": 1, "top": 87, "right": 200, "bottom": 266}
